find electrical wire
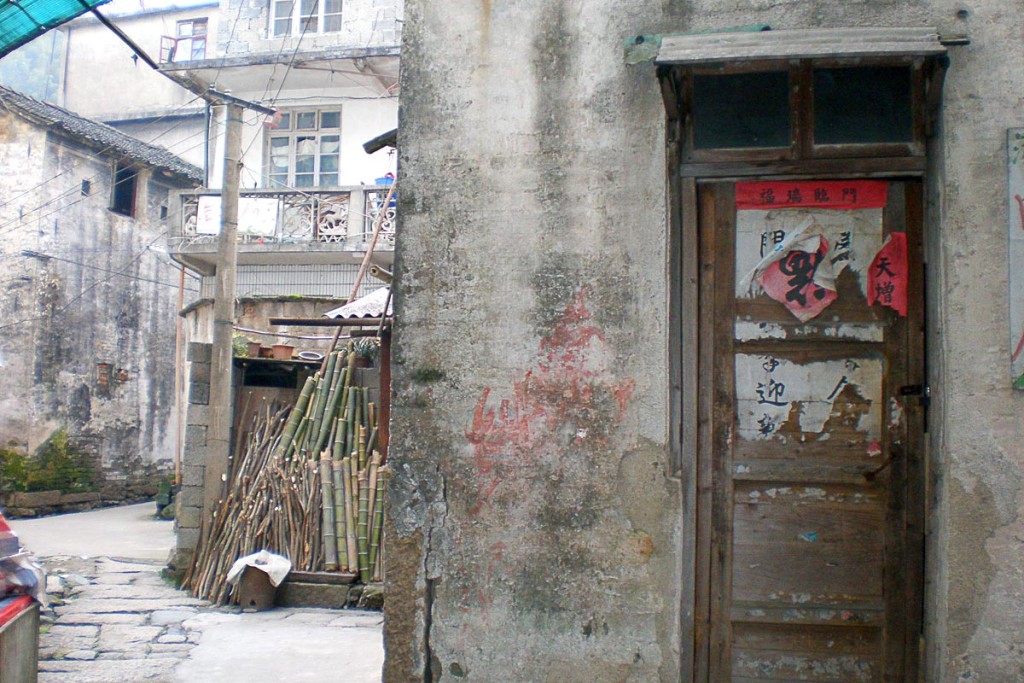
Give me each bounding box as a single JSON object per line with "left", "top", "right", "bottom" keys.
{"left": 212, "top": 0, "right": 247, "bottom": 87}
{"left": 17, "top": 249, "right": 200, "bottom": 293}
{"left": 239, "top": 0, "right": 321, "bottom": 163}
{"left": 0, "top": 230, "right": 171, "bottom": 332}
{"left": 234, "top": 325, "right": 341, "bottom": 341}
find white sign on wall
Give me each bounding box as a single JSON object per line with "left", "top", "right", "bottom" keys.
{"left": 1008, "top": 130, "right": 1024, "bottom": 389}
{"left": 196, "top": 196, "right": 280, "bottom": 237}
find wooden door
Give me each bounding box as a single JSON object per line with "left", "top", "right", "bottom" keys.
{"left": 695, "top": 180, "right": 925, "bottom": 682}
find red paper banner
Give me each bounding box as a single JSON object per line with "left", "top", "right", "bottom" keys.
{"left": 736, "top": 181, "right": 888, "bottom": 210}
{"left": 868, "top": 232, "right": 908, "bottom": 317}
{"left": 758, "top": 238, "right": 839, "bottom": 323}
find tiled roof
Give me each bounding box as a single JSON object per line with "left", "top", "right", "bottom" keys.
{"left": 0, "top": 84, "right": 203, "bottom": 184}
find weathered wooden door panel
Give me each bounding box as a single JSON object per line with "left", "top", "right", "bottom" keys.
{"left": 696, "top": 180, "right": 924, "bottom": 682}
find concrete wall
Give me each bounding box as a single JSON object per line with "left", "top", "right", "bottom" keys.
{"left": 63, "top": 6, "right": 219, "bottom": 120}
{"left": 0, "top": 114, "right": 191, "bottom": 485}
{"left": 182, "top": 296, "right": 345, "bottom": 348}
{"left": 388, "top": 1, "right": 1024, "bottom": 682}
{"left": 388, "top": 1, "right": 679, "bottom": 680}
{"left": 171, "top": 341, "right": 211, "bottom": 568}
{"left": 216, "top": 0, "right": 402, "bottom": 57}
{"left": 62, "top": 6, "right": 217, "bottom": 170}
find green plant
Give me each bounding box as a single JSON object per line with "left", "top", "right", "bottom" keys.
{"left": 232, "top": 334, "right": 251, "bottom": 357}
{"left": 352, "top": 337, "right": 380, "bottom": 360}
{"left": 0, "top": 446, "right": 29, "bottom": 493}
{"left": 26, "top": 430, "right": 97, "bottom": 493}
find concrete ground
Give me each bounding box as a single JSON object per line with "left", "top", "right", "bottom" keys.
{"left": 10, "top": 503, "right": 384, "bottom": 683}
{"left": 15, "top": 503, "right": 175, "bottom": 562}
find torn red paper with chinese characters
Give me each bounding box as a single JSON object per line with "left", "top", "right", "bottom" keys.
{"left": 757, "top": 237, "right": 840, "bottom": 323}
{"left": 868, "top": 232, "right": 908, "bottom": 317}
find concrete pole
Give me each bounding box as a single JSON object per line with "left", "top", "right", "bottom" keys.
{"left": 202, "top": 101, "right": 243, "bottom": 522}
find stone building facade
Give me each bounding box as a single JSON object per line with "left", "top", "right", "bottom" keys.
{"left": 387, "top": 2, "right": 1024, "bottom": 682}
{"left": 0, "top": 86, "right": 201, "bottom": 489}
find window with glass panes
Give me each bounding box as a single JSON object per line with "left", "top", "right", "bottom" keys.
{"left": 175, "top": 18, "right": 207, "bottom": 60}
{"left": 271, "top": 0, "right": 342, "bottom": 37}
{"left": 266, "top": 110, "right": 341, "bottom": 188}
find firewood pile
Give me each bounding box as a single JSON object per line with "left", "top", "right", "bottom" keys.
{"left": 184, "top": 345, "right": 387, "bottom": 604}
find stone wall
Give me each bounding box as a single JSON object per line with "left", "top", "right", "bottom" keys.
{"left": 183, "top": 297, "right": 346, "bottom": 352}
{"left": 0, "top": 119, "right": 188, "bottom": 489}
{"left": 170, "top": 342, "right": 212, "bottom": 570}
{"left": 2, "top": 488, "right": 158, "bottom": 518}
{"left": 389, "top": 1, "right": 1024, "bottom": 682}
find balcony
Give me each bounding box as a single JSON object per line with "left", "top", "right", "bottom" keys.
{"left": 169, "top": 185, "right": 395, "bottom": 275}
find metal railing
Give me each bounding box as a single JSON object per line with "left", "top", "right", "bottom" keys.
{"left": 172, "top": 184, "right": 396, "bottom": 250}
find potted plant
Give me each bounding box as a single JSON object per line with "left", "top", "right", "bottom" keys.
{"left": 351, "top": 337, "right": 379, "bottom": 368}
{"left": 232, "top": 334, "right": 251, "bottom": 357}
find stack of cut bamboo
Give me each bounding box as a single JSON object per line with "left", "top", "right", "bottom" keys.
{"left": 184, "top": 345, "right": 387, "bottom": 604}
{"left": 183, "top": 402, "right": 320, "bottom": 604}
{"left": 310, "top": 347, "right": 387, "bottom": 582}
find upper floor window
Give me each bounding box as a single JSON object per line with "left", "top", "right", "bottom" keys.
{"left": 271, "top": 0, "right": 342, "bottom": 37}
{"left": 161, "top": 18, "right": 208, "bottom": 62}
{"left": 668, "top": 59, "right": 925, "bottom": 163}
{"left": 266, "top": 109, "right": 341, "bottom": 187}
{"left": 111, "top": 162, "right": 138, "bottom": 216}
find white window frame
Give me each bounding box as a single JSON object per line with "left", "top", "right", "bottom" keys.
{"left": 270, "top": 0, "right": 342, "bottom": 38}
{"left": 264, "top": 109, "right": 343, "bottom": 189}
{"left": 160, "top": 18, "right": 208, "bottom": 62}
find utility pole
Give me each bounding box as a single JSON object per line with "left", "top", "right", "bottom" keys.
{"left": 79, "top": 7, "right": 279, "bottom": 552}
{"left": 202, "top": 102, "right": 243, "bottom": 521}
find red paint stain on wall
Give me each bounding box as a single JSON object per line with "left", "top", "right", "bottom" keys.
{"left": 465, "top": 289, "right": 635, "bottom": 513}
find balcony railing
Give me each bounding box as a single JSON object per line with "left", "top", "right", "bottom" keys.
{"left": 171, "top": 185, "right": 396, "bottom": 251}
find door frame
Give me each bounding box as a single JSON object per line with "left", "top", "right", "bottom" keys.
{"left": 672, "top": 169, "right": 929, "bottom": 682}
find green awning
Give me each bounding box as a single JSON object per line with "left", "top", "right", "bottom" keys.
{"left": 0, "top": 0, "right": 110, "bottom": 59}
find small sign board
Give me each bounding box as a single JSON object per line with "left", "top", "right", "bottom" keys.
{"left": 196, "top": 196, "right": 280, "bottom": 237}
{"left": 1008, "top": 130, "right": 1024, "bottom": 389}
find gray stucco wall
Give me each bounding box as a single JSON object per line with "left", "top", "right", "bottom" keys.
{"left": 389, "top": 1, "right": 1024, "bottom": 682}
{"left": 389, "top": 1, "right": 679, "bottom": 680}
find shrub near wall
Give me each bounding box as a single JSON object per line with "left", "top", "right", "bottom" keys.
{"left": 0, "top": 430, "right": 106, "bottom": 517}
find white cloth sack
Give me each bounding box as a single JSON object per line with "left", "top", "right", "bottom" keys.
{"left": 225, "top": 550, "right": 292, "bottom": 587}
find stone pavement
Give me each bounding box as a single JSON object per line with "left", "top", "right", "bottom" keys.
{"left": 11, "top": 503, "right": 384, "bottom": 683}
{"left": 38, "top": 554, "right": 205, "bottom": 682}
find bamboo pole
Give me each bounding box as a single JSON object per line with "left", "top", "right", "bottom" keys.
{"left": 312, "top": 354, "right": 346, "bottom": 457}
{"left": 372, "top": 466, "right": 390, "bottom": 582}
{"left": 357, "top": 471, "right": 370, "bottom": 583}
{"left": 365, "top": 451, "right": 381, "bottom": 577}
{"left": 357, "top": 425, "right": 366, "bottom": 471}
{"left": 341, "top": 456, "right": 358, "bottom": 570}
{"left": 311, "top": 353, "right": 338, "bottom": 434}
{"left": 299, "top": 370, "right": 328, "bottom": 459}
{"left": 319, "top": 453, "right": 338, "bottom": 571}
{"left": 333, "top": 459, "right": 348, "bottom": 570}
{"left": 276, "top": 376, "right": 315, "bottom": 459}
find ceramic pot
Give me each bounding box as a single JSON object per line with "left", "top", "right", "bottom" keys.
{"left": 272, "top": 344, "right": 294, "bottom": 360}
